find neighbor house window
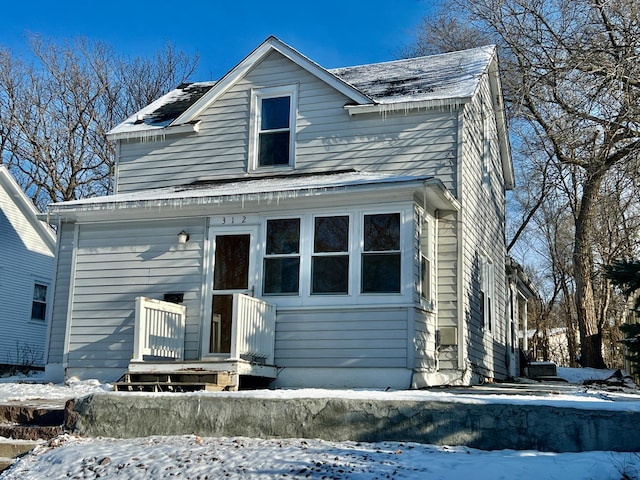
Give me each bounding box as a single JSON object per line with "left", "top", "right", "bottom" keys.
{"left": 420, "top": 217, "right": 432, "bottom": 302}
{"left": 31, "top": 283, "right": 48, "bottom": 321}
{"left": 264, "top": 218, "right": 300, "bottom": 295}
{"left": 312, "top": 215, "right": 349, "bottom": 294}
{"left": 251, "top": 85, "right": 297, "bottom": 170}
{"left": 362, "top": 213, "right": 401, "bottom": 293}
{"left": 480, "top": 255, "right": 495, "bottom": 331}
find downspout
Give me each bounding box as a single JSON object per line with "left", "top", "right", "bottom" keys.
{"left": 456, "top": 109, "right": 466, "bottom": 372}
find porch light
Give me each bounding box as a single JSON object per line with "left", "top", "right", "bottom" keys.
{"left": 177, "top": 230, "right": 190, "bottom": 244}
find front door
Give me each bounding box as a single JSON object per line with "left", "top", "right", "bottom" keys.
{"left": 206, "top": 227, "right": 257, "bottom": 355}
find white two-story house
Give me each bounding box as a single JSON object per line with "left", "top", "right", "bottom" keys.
{"left": 44, "top": 37, "right": 515, "bottom": 390}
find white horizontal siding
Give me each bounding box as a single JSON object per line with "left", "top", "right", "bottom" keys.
{"left": 0, "top": 182, "right": 54, "bottom": 367}
{"left": 47, "top": 223, "right": 74, "bottom": 364}
{"left": 275, "top": 308, "right": 409, "bottom": 368}
{"left": 458, "top": 76, "right": 509, "bottom": 380}
{"left": 65, "top": 219, "right": 205, "bottom": 373}
{"left": 116, "top": 50, "right": 458, "bottom": 194}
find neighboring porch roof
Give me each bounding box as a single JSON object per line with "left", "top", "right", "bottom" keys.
{"left": 46, "top": 171, "right": 459, "bottom": 219}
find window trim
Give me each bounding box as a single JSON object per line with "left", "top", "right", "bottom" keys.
{"left": 361, "top": 212, "right": 402, "bottom": 294}
{"left": 311, "top": 214, "right": 350, "bottom": 295}
{"left": 249, "top": 85, "right": 298, "bottom": 172}
{"left": 30, "top": 281, "right": 49, "bottom": 322}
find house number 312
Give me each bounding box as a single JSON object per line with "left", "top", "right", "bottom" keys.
{"left": 220, "top": 216, "right": 247, "bottom": 225}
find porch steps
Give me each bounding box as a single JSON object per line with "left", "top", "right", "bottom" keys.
{"left": 0, "top": 404, "right": 66, "bottom": 473}
{"left": 113, "top": 371, "right": 236, "bottom": 393}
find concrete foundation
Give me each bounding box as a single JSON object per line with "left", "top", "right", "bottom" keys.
{"left": 74, "top": 393, "right": 640, "bottom": 452}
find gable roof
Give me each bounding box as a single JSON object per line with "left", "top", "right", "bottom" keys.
{"left": 107, "top": 37, "right": 497, "bottom": 140}
{"left": 0, "top": 165, "right": 56, "bottom": 251}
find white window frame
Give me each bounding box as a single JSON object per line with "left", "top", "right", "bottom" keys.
{"left": 262, "top": 217, "right": 301, "bottom": 296}
{"left": 311, "top": 214, "right": 351, "bottom": 296}
{"left": 249, "top": 84, "right": 298, "bottom": 172}
{"left": 361, "top": 212, "right": 402, "bottom": 294}
{"left": 30, "top": 281, "right": 49, "bottom": 322}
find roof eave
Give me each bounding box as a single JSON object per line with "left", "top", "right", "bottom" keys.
{"left": 106, "top": 121, "right": 201, "bottom": 142}
{"left": 345, "top": 97, "right": 472, "bottom": 116}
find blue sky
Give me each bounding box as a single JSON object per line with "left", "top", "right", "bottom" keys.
{"left": 1, "top": 0, "right": 439, "bottom": 81}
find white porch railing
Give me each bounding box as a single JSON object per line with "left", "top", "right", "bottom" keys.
{"left": 230, "top": 293, "right": 276, "bottom": 364}
{"left": 133, "top": 296, "right": 187, "bottom": 361}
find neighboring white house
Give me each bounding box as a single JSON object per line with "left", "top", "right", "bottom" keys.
{"left": 0, "top": 165, "right": 56, "bottom": 369}
{"left": 44, "top": 37, "right": 517, "bottom": 389}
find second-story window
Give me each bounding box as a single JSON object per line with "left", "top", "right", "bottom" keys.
{"left": 251, "top": 85, "right": 297, "bottom": 170}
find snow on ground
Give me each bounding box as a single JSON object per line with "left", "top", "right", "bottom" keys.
{"left": 0, "top": 368, "right": 639, "bottom": 479}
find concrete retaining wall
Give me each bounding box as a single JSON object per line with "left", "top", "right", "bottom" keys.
{"left": 74, "top": 393, "right": 640, "bottom": 452}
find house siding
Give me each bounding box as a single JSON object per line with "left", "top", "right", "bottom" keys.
{"left": 275, "top": 307, "right": 409, "bottom": 368}
{"left": 116, "top": 51, "right": 458, "bottom": 195}
{"left": 459, "top": 75, "right": 509, "bottom": 380}
{"left": 0, "top": 171, "right": 54, "bottom": 367}
{"left": 46, "top": 222, "right": 75, "bottom": 365}
{"left": 64, "top": 219, "right": 205, "bottom": 379}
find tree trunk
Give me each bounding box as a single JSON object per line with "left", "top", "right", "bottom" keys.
{"left": 573, "top": 173, "right": 607, "bottom": 368}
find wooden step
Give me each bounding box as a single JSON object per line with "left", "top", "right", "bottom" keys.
{"left": 113, "top": 371, "right": 235, "bottom": 392}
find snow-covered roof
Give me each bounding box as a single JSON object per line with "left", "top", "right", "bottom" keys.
{"left": 330, "top": 45, "right": 495, "bottom": 106}
{"left": 47, "top": 171, "right": 457, "bottom": 216}
{"left": 107, "top": 38, "right": 496, "bottom": 139}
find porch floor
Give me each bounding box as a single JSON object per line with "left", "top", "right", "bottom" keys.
{"left": 114, "top": 358, "right": 277, "bottom": 392}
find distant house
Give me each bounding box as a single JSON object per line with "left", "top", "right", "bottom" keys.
{"left": 0, "top": 166, "right": 56, "bottom": 369}
{"left": 44, "top": 37, "right": 517, "bottom": 389}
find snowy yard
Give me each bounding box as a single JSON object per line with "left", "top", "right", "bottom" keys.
{"left": 0, "top": 368, "right": 639, "bottom": 479}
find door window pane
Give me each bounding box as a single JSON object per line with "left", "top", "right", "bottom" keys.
{"left": 213, "top": 235, "right": 250, "bottom": 290}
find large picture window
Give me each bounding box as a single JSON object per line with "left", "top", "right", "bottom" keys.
{"left": 263, "top": 218, "right": 300, "bottom": 295}
{"left": 251, "top": 85, "right": 297, "bottom": 170}
{"left": 312, "top": 216, "right": 349, "bottom": 294}
{"left": 362, "top": 213, "right": 401, "bottom": 293}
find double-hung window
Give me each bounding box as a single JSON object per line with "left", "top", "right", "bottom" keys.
{"left": 312, "top": 216, "right": 349, "bottom": 294}
{"left": 480, "top": 255, "right": 495, "bottom": 331}
{"left": 251, "top": 85, "right": 297, "bottom": 170}
{"left": 362, "top": 213, "right": 401, "bottom": 293}
{"left": 263, "top": 218, "right": 300, "bottom": 295}
{"left": 420, "top": 217, "right": 433, "bottom": 303}
{"left": 31, "top": 282, "right": 48, "bottom": 321}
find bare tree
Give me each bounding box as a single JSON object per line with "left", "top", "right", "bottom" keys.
{"left": 407, "top": 0, "right": 640, "bottom": 368}
{"left": 0, "top": 35, "right": 198, "bottom": 209}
